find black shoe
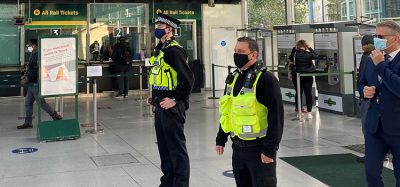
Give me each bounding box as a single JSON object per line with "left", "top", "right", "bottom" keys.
{"left": 115, "top": 94, "right": 124, "bottom": 98}
{"left": 17, "top": 123, "right": 33, "bottom": 129}
{"left": 356, "top": 156, "right": 365, "bottom": 163}
{"left": 51, "top": 113, "right": 63, "bottom": 120}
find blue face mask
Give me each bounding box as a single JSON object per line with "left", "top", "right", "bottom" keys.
{"left": 155, "top": 28, "right": 166, "bottom": 39}
{"left": 374, "top": 37, "right": 387, "bottom": 51}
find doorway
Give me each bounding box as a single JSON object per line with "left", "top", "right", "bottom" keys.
{"left": 210, "top": 26, "right": 237, "bottom": 90}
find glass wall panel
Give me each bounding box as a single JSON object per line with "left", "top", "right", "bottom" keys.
{"left": 88, "top": 3, "right": 148, "bottom": 61}
{"left": 312, "top": 0, "right": 356, "bottom": 23}
{"left": 362, "top": 0, "right": 400, "bottom": 24}
{"left": 0, "top": 4, "right": 19, "bottom": 66}
{"left": 294, "top": 0, "right": 309, "bottom": 23}
{"left": 248, "top": 0, "right": 286, "bottom": 29}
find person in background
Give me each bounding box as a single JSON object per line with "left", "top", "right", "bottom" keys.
{"left": 289, "top": 40, "right": 318, "bottom": 120}
{"left": 90, "top": 40, "right": 100, "bottom": 61}
{"left": 356, "top": 35, "right": 375, "bottom": 163}
{"left": 216, "top": 37, "right": 284, "bottom": 187}
{"left": 112, "top": 37, "right": 132, "bottom": 98}
{"left": 18, "top": 38, "right": 62, "bottom": 129}
{"left": 101, "top": 43, "right": 113, "bottom": 61}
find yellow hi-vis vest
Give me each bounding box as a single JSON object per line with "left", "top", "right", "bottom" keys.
{"left": 149, "top": 41, "right": 181, "bottom": 91}
{"left": 219, "top": 69, "right": 269, "bottom": 140}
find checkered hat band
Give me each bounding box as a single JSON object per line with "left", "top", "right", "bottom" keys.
{"left": 156, "top": 17, "right": 177, "bottom": 28}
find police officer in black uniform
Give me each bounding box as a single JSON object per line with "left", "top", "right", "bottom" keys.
{"left": 147, "top": 14, "right": 194, "bottom": 187}
{"left": 215, "top": 37, "right": 284, "bottom": 187}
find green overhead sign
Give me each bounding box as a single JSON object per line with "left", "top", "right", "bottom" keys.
{"left": 28, "top": 3, "right": 86, "bottom": 22}
{"left": 154, "top": 3, "right": 201, "bottom": 20}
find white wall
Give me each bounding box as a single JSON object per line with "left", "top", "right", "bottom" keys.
{"left": 202, "top": 4, "right": 244, "bottom": 90}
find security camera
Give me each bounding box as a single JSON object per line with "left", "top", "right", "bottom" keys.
{"left": 208, "top": 0, "right": 215, "bottom": 7}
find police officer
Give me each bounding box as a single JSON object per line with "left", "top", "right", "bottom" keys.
{"left": 215, "top": 37, "right": 284, "bottom": 187}
{"left": 147, "top": 14, "right": 194, "bottom": 187}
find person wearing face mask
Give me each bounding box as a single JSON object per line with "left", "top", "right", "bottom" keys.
{"left": 146, "top": 13, "right": 194, "bottom": 187}
{"left": 288, "top": 40, "right": 318, "bottom": 119}
{"left": 358, "top": 21, "right": 400, "bottom": 187}
{"left": 17, "top": 39, "right": 62, "bottom": 129}
{"left": 215, "top": 37, "right": 284, "bottom": 187}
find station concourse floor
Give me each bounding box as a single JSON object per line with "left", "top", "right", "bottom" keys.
{"left": 0, "top": 91, "right": 380, "bottom": 187}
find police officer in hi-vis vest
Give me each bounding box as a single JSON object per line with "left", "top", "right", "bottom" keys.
{"left": 147, "top": 14, "right": 194, "bottom": 187}
{"left": 215, "top": 37, "right": 284, "bottom": 187}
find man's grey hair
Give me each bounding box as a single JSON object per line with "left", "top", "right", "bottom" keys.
{"left": 377, "top": 20, "right": 400, "bottom": 35}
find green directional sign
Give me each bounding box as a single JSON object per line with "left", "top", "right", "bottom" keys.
{"left": 285, "top": 92, "right": 295, "bottom": 99}
{"left": 324, "top": 98, "right": 337, "bottom": 106}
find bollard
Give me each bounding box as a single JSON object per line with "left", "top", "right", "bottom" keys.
{"left": 208, "top": 64, "right": 219, "bottom": 99}
{"left": 86, "top": 78, "right": 104, "bottom": 134}
{"left": 296, "top": 73, "right": 302, "bottom": 121}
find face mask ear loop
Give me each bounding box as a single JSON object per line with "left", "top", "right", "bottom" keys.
{"left": 385, "top": 36, "right": 396, "bottom": 51}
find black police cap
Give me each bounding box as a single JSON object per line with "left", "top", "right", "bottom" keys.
{"left": 155, "top": 13, "right": 181, "bottom": 29}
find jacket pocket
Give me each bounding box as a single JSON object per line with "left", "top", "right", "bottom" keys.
{"left": 232, "top": 96, "right": 256, "bottom": 116}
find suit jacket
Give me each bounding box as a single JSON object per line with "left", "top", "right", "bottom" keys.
{"left": 358, "top": 52, "right": 400, "bottom": 135}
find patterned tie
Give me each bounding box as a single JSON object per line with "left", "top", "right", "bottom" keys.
{"left": 384, "top": 54, "right": 391, "bottom": 61}
{"left": 379, "top": 54, "right": 391, "bottom": 84}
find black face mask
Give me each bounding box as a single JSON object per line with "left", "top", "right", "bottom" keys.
{"left": 234, "top": 53, "right": 250, "bottom": 68}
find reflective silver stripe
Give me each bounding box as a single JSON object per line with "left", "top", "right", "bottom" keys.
{"left": 155, "top": 17, "right": 178, "bottom": 28}
{"left": 230, "top": 128, "right": 268, "bottom": 139}
{"left": 152, "top": 85, "right": 176, "bottom": 90}
{"left": 240, "top": 87, "right": 254, "bottom": 94}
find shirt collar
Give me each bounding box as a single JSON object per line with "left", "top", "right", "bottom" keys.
{"left": 388, "top": 48, "right": 400, "bottom": 60}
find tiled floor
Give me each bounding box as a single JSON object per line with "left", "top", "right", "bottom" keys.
{"left": 0, "top": 91, "right": 376, "bottom": 187}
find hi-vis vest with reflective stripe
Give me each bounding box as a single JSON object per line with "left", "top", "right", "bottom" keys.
{"left": 149, "top": 41, "right": 180, "bottom": 91}
{"left": 219, "top": 69, "right": 269, "bottom": 140}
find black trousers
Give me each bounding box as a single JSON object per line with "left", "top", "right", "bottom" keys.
{"left": 154, "top": 102, "right": 190, "bottom": 187}
{"left": 232, "top": 144, "right": 277, "bottom": 187}
{"left": 292, "top": 76, "right": 314, "bottom": 112}
{"left": 117, "top": 71, "right": 129, "bottom": 95}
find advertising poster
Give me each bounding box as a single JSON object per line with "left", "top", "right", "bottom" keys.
{"left": 40, "top": 37, "right": 77, "bottom": 96}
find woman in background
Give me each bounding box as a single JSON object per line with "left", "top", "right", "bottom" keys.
{"left": 289, "top": 40, "right": 318, "bottom": 119}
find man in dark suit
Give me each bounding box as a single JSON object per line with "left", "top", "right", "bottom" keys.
{"left": 358, "top": 20, "right": 400, "bottom": 187}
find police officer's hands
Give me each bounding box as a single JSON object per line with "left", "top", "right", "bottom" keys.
{"left": 363, "top": 86, "right": 376, "bottom": 99}
{"left": 261, "top": 154, "right": 274, "bottom": 164}
{"left": 160, "top": 97, "right": 176, "bottom": 110}
{"left": 146, "top": 97, "right": 153, "bottom": 106}
{"left": 215, "top": 146, "right": 224, "bottom": 155}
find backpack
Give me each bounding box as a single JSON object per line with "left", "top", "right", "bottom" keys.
{"left": 120, "top": 45, "right": 132, "bottom": 65}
